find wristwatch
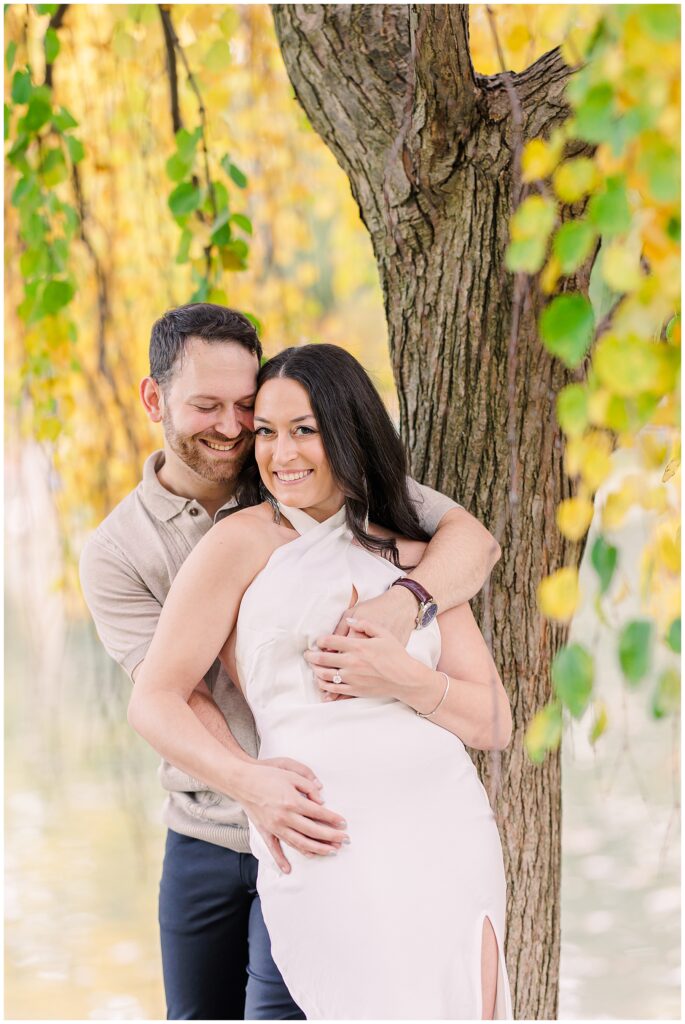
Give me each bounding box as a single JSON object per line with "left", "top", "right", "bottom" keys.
{"left": 390, "top": 578, "right": 438, "bottom": 630}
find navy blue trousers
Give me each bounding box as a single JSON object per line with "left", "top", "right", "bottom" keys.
{"left": 158, "top": 829, "right": 305, "bottom": 1020}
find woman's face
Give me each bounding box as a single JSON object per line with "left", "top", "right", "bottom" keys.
{"left": 254, "top": 377, "right": 344, "bottom": 521}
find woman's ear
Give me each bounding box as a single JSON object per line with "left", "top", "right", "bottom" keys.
{"left": 140, "top": 377, "right": 163, "bottom": 423}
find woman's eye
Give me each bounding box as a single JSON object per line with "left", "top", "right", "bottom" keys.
{"left": 254, "top": 427, "right": 273, "bottom": 437}
{"left": 194, "top": 405, "right": 218, "bottom": 412}
{"left": 294, "top": 426, "right": 316, "bottom": 436}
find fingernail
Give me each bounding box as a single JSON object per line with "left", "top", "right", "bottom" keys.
{"left": 346, "top": 617, "right": 358, "bottom": 624}
{"left": 343, "top": 837, "right": 351, "bottom": 845}
{"left": 338, "top": 819, "right": 347, "bottom": 828}
{"left": 328, "top": 848, "right": 338, "bottom": 856}
{"left": 315, "top": 778, "right": 322, "bottom": 786}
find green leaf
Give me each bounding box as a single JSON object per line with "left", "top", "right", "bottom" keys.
{"left": 203, "top": 39, "right": 231, "bottom": 73}
{"left": 176, "top": 227, "right": 192, "bottom": 265}
{"left": 41, "top": 146, "right": 68, "bottom": 185}
{"left": 4, "top": 101, "right": 10, "bottom": 141}
{"left": 49, "top": 237, "right": 69, "bottom": 272}
{"left": 666, "top": 216, "right": 680, "bottom": 243}
{"left": 52, "top": 106, "right": 78, "bottom": 131}
{"left": 575, "top": 83, "right": 616, "bottom": 144}
{"left": 166, "top": 153, "right": 193, "bottom": 182}
{"left": 65, "top": 135, "right": 85, "bottom": 164}
{"left": 590, "top": 535, "right": 618, "bottom": 595}
{"left": 553, "top": 221, "right": 596, "bottom": 274}
{"left": 666, "top": 617, "right": 681, "bottom": 654}
{"left": 651, "top": 668, "right": 680, "bottom": 719}
{"left": 42, "top": 279, "right": 75, "bottom": 314}
{"left": 524, "top": 701, "right": 563, "bottom": 764}
{"left": 557, "top": 383, "right": 588, "bottom": 438}
{"left": 210, "top": 208, "right": 231, "bottom": 246}
{"left": 637, "top": 4, "right": 680, "bottom": 41}
{"left": 231, "top": 213, "right": 252, "bottom": 235}
{"left": 212, "top": 180, "right": 229, "bottom": 212}
{"left": 22, "top": 93, "right": 52, "bottom": 132}
{"left": 168, "top": 182, "right": 202, "bottom": 218}
{"left": 35, "top": 4, "right": 59, "bottom": 15}
{"left": 587, "top": 176, "right": 631, "bottom": 238}
{"left": 175, "top": 126, "right": 202, "bottom": 161}
{"left": 505, "top": 237, "right": 547, "bottom": 274}
{"left": 618, "top": 620, "right": 653, "bottom": 686}
{"left": 20, "top": 246, "right": 48, "bottom": 278}
{"left": 11, "top": 69, "right": 32, "bottom": 104}
{"left": 221, "top": 155, "right": 247, "bottom": 188}
{"left": 5, "top": 40, "right": 17, "bottom": 71}
{"left": 552, "top": 644, "right": 594, "bottom": 719}
{"left": 637, "top": 139, "right": 680, "bottom": 204}
{"left": 11, "top": 174, "right": 37, "bottom": 207}
{"left": 44, "top": 26, "right": 60, "bottom": 63}
{"left": 539, "top": 294, "right": 595, "bottom": 368}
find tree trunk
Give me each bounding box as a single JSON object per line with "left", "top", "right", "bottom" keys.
{"left": 272, "top": 5, "right": 590, "bottom": 1018}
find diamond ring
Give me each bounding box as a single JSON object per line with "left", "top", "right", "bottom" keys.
{"left": 333, "top": 671, "right": 343, "bottom": 685}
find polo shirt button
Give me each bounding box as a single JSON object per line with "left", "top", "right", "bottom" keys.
{"left": 188, "top": 507, "right": 199, "bottom": 517}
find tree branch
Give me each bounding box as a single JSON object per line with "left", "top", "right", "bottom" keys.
{"left": 158, "top": 4, "right": 182, "bottom": 134}
{"left": 44, "top": 3, "right": 69, "bottom": 88}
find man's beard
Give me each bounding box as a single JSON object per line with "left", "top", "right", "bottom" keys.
{"left": 162, "top": 407, "right": 252, "bottom": 485}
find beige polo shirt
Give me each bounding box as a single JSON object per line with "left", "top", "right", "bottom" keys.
{"left": 79, "top": 449, "right": 459, "bottom": 852}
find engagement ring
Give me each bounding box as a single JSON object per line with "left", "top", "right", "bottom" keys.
{"left": 333, "top": 671, "right": 343, "bottom": 684}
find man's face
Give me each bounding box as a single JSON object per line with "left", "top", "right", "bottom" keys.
{"left": 160, "top": 336, "right": 258, "bottom": 484}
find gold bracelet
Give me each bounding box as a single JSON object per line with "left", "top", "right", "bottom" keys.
{"left": 416, "top": 671, "right": 450, "bottom": 718}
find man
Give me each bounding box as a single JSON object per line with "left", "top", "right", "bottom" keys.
{"left": 80, "top": 303, "right": 501, "bottom": 1021}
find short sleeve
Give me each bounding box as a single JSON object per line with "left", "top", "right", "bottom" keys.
{"left": 406, "top": 478, "right": 463, "bottom": 537}
{"left": 79, "top": 535, "right": 161, "bottom": 679}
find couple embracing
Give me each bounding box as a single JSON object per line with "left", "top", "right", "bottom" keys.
{"left": 81, "top": 303, "right": 514, "bottom": 1020}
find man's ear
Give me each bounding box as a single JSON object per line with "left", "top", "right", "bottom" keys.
{"left": 140, "top": 377, "right": 164, "bottom": 423}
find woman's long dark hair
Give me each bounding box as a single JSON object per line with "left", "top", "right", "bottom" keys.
{"left": 235, "top": 344, "right": 431, "bottom": 567}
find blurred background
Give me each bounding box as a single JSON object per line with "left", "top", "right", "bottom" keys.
{"left": 4, "top": 4, "right": 680, "bottom": 1019}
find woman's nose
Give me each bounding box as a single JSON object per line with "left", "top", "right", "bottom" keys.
{"left": 273, "top": 432, "right": 297, "bottom": 463}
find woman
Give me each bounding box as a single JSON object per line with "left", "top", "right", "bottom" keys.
{"left": 131, "top": 344, "right": 513, "bottom": 1019}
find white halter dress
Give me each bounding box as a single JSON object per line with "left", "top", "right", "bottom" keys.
{"left": 234, "top": 503, "right": 513, "bottom": 1020}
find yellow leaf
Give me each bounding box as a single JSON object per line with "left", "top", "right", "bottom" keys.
{"left": 602, "top": 241, "right": 642, "bottom": 292}
{"left": 522, "top": 139, "right": 562, "bottom": 183}
{"left": 639, "top": 486, "right": 669, "bottom": 513}
{"left": 537, "top": 567, "right": 581, "bottom": 621}
{"left": 654, "top": 521, "right": 681, "bottom": 573}
{"left": 565, "top": 431, "right": 613, "bottom": 491}
{"left": 553, "top": 158, "right": 597, "bottom": 203}
{"left": 601, "top": 476, "right": 641, "bottom": 530}
{"left": 662, "top": 457, "right": 681, "bottom": 482}
{"left": 540, "top": 255, "right": 561, "bottom": 294}
{"left": 510, "top": 195, "right": 557, "bottom": 241}
{"left": 589, "top": 699, "right": 608, "bottom": 744}
{"left": 556, "top": 496, "right": 595, "bottom": 540}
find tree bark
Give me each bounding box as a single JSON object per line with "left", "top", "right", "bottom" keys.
{"left": 272, "top": 5, "right": 590, "bottom": 1019}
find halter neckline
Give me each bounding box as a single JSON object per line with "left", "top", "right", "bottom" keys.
{"left": 276, "top": 501, "right": 347, "bottom": 536}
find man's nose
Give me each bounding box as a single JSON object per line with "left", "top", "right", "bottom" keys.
{"left": 214, "top": 407, "right": 241, "bottom": 439}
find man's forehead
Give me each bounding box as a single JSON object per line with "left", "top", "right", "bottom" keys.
{"left": 172, "top": 337, "right": 258, "bottom": 392}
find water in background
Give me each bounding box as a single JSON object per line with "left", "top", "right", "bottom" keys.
{"left": 4, "top": 446, "right": 680, "bottom": 1019}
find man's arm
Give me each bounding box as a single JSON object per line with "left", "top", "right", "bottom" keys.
{"left": 80, "top": 535, "right": 243, "bottom": 752}
{"left": 80, "top": 529, "right": 347, "bottom": 868}
{"left": 338, "top": 481, "right": 501, "bottom": 644}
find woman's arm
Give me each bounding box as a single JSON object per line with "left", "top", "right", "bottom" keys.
{"left": 129, "top": 512, "right": 349, "bottom": 861}
{"left": 306, "top": 605, "right": 512, "bottom": 751}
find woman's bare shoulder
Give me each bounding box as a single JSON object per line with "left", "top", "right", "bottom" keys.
{"left": 367, "top": 522, "right": 428, "bottom": 567}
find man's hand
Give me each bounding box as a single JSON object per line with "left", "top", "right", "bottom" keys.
{"left": 332, "top": 584, "right": 417, "bottom": 645}
{"left": 235, "top": 757, "right": 349, "bottom": 873}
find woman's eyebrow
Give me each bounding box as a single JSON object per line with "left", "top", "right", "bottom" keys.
{"left": 254, "top": 414, "right": 316, "bottom": 423}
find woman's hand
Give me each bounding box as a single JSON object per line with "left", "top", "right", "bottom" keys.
{"left": 304, "top": 617, "right": 420, "bottom": 701}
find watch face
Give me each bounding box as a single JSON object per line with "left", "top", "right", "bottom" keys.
{"left": 419, "top": 602, "right": 438, "bottom": 629}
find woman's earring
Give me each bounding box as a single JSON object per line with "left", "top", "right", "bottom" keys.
{"left": 259, "top": 481, "right": 280, "bottom": 523}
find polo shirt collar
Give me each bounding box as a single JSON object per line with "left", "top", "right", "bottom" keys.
{"left": 141, "top": 450, "right": 237, "bottom": 523}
